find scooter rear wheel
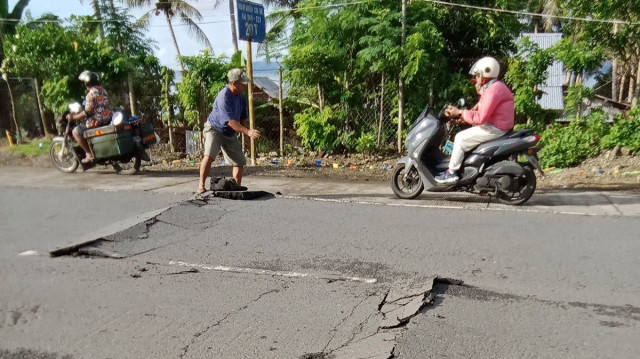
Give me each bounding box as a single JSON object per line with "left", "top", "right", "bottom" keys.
{"left": 496, "top": 165, "right": 536, "bottom": 205}
{"left": 391, "top": 164, "right": 424, "bottom": 199}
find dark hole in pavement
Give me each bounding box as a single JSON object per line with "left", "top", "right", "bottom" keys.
{"left": 299, "top": 353, "right": 331, "bottom": 359}
{"left": 0, "top": 348, "right": 73, "bottom": 359}
{"left": 212, "top": 190, "right": 275, "bottom": 200}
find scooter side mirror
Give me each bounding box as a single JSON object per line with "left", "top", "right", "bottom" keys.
{"left": 457, "top": 98, "right": 465, "bottom": 108}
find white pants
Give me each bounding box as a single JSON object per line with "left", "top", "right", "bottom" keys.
{"left": 449, "top": 124, "right": 506, "bottom": 172}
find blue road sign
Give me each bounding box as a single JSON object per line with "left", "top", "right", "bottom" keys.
{"left": 236, "top": 0, "right": 266, "bottom": 43}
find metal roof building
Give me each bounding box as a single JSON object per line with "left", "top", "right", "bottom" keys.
{"left": 521, "top": 33, "right": 565, "bottom": 111}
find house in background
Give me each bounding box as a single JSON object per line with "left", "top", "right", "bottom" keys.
{"left": 252, "top": 76, "right": 282, "bottom": 102}
{"left": 248, "top": 61, "right": 287, "bottom": 102}
{"left": 521, "top": 32, "right": 565, "bottom": 112}
{"left": 581, "top": 94, "right": 631, "bottom": 122}
{"left": 251, "top": 61, "right": 281, "bottom": 83}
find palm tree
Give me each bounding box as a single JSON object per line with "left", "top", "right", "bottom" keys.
{"left": 122, "top": 0, "right": 212, "bottom": 72}
{"left": 1, "top": 0, "right": 31, "bottom": 70}
{"left": 210, "top": 0, "right": 238, "bottom": 52}
{"left": 259, "top": 0, "right": 302, "bottom": 60}
{"left": 79, "top": 0, "right": 105, "bottom": 38}
{"left": 528, "top": 0, "right": 562, "bottom": 33}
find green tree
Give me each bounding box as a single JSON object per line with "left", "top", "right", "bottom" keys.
{"left": 2, "top": 18, "right": 76, "bottom": 135}
{"left": 175, "top": 50, "right": 229, "bottom": 127}
{"left": 282, "top": 0, "right": 524, "bottom": 152}
{"left": 2, "top": 12, "right": 159, "bottom": 134}
{"left": 505, "top": 37, "right": 554, "bottom": 125}
{"left": 0, "top": 0, "right": 31, "bottom": 134}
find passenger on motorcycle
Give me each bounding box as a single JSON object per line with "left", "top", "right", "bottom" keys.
{"left": 65, "top": 71, "right": 113, "bottom": 164}
{"left": 434, "top": 56, "right": 515, "bottom": 184}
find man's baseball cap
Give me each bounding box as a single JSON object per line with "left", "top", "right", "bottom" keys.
{"left": 227, "top": 68, "right": 251, "bottom": 84}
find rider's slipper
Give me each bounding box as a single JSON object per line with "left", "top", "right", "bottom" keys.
{"left": 196, "top": 188, "right": 206, "bottom": 195}
{"left": 81, "top": 157, "right": 94, "bottom": 164}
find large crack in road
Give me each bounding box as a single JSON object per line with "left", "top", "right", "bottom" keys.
{"left": 40, "top": 197, "right": 640, "bottom": 358}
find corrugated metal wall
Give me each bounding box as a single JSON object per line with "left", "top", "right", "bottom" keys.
{"left": 521, "top": 33, "right": 565, "bottom": 110}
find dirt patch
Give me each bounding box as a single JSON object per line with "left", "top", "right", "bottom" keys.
{"left": 2, "top": 144, "right": 639, "bottom": 191}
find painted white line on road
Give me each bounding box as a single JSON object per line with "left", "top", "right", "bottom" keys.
{"left": 168, "top": 260, "right": 378, "bottom": 284}
{"left": 18, "top": 250, "right": 48, "bottom": 256}
{"left": 278, "top": 194, "right": 608, "bottom": 217}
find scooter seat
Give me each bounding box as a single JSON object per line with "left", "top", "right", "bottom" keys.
{"left": 501, "top": 129, "right": 533, "bottom": 139}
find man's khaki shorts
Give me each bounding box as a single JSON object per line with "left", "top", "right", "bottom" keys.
{"left": 203, "top": 123, "right": 246, "bottom": 167}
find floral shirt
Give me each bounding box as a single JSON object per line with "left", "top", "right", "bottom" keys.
{"left": 84, "top": 85, "right": 112, "bottom": 127}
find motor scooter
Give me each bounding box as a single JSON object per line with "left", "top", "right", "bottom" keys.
{"left": 391, "top": 102, "right": 544, "bottom": 205}
{"left": 49, "top": 102, "right": 157, "bottom": 175}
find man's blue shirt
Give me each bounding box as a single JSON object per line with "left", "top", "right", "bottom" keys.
{"left": 207, "top": 86, "right": 248, "bottom": 137}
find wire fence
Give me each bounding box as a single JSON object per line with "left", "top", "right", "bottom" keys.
{"left": 1, "top": 75, "right": 404, "bottom": 156}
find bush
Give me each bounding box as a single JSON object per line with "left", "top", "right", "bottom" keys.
{"left": 601, "top": 118, "right": 640, "bottom": 152}
{"left": 539, "top": 112, "right": 609, "bottom": 168}
{"left": 355, "top": 132, "right": 377, "bottom": 154}
{"left": 293, "top": 107, "right": 338, "bottom": 152}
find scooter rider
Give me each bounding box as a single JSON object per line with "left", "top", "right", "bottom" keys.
{"left": 65, "top": 70, "right": 113, "bottom": 164}
{"left": 435, "top": 56, "right": 515, "bottom": 184}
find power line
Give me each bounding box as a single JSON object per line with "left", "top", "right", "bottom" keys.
{"left": 421, "top": 0, "right": 636, "bottom": 26}
{"left": 0, "top": 0, "right": 637, "bottom": 26}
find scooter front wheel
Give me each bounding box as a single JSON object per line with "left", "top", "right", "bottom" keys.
{"left": 391, "top": 164, "right": 424, "bottom": 199}
{"left": 49, "top": 140, "right": 79, "bottom": 173}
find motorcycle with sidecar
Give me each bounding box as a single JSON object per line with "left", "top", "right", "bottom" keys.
{"left": 50, "top": 103, "right": 157, "bottom": 175}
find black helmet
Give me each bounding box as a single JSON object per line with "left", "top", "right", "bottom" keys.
{"left": 78, "top": 70, "right": 100, "bottom": 86}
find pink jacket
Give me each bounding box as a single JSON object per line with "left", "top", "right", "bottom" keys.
{"left": 460, "top": 81, "right": 514, "bottom": 132}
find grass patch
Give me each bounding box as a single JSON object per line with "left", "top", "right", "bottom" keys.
{"left": 1, "top": 139, "right": 51, "bottom": 156}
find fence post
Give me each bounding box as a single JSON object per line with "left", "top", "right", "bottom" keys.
{"left": 3, "top": 75, "right": 22, "bottom": 143}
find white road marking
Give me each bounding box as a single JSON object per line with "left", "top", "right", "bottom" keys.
{"left": 18, "top": 250, "right": 47, "bottom": 256}
{"left": 168, "top": 260, "right": 378, "bottom": 284}
{"left": 278, "top": 194, "right": 603, "bottom": 216}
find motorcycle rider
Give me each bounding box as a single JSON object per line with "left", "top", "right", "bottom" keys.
{"left": 65, "top": 71, "right": 113, "bottom": 164}
{"left": 435, "top": 56, "right": 515, "bottom": 184}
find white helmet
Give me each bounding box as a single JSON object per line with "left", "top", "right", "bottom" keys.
{"left": 469, "top": 56, "right": 500, "bottom": 79}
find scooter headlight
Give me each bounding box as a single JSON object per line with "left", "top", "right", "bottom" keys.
{"left": 112, "top": 111, "right": 124, "bottom": 126}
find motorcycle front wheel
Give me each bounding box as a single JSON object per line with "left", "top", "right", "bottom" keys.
{"left": 391, "top": 164, "right": 424, "bottom": 199}
{"left": 496, "top": 165, "right": 536, "bottom": 205}
{"left": 113, "top": 155, "right": 141, "bottom": 175}
{"left": 49, "top": 140, "right": 79, "bottom": 173}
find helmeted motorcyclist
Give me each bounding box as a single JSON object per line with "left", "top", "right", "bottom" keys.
{"left": 65, "top": 71, "right": 113, "bottom": 164}
{"left": 435, "top": 56, "right": 515, "bottom": 184}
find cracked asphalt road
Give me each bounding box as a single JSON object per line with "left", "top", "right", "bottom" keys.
{"left": 1, "top": 168, "right": 639, "bottom": 358}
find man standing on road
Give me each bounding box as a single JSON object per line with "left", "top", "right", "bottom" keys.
{"left": 197, "top": 68, "right": 261, "bottom": 194}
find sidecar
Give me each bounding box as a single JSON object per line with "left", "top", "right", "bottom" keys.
{"left": 84, "top": 123, "right": 136, "bottom": 160}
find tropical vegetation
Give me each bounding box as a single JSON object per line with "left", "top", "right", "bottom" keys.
{"left": 0, "top": 0, "right": 638, "bottom": 168}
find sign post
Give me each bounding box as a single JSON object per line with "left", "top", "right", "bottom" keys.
{"left": 236, "top": 0, "right": 265, "bottom": 166}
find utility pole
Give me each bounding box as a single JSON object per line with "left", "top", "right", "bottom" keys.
{"left": 279, "top": 67, "right": 284, "bottom": 157}
{"left": 397, "top": 0, "right": 406, "bottom": 153}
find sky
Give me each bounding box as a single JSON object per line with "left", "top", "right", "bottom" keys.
{"left": 8, "top": 0, "right": 277, "bottom": 72}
